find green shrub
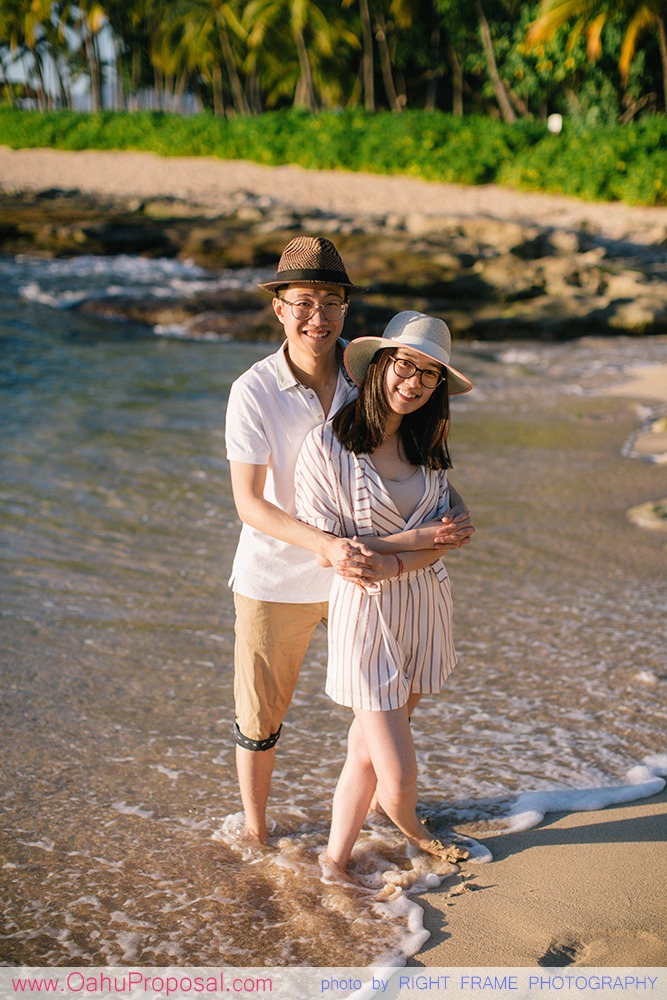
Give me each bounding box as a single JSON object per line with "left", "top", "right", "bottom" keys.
{"left": 497, "top": 118, "right": 667, "bottom": 204}
{"left": 0, "top": 107, "right": 664, "bottom": 205}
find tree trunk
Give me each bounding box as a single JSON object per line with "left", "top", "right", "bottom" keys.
{"left": 165, "top": 73, "right": 175, "bottom": 111}
{"left": 619, "top": 93, "right": 653, "bottom": 123}
{"left": 113, "top": 36, "right": 123, "bottom": 110}
{"left": 425, "top": 15, "right": 441, "bottom": 111}
{"left": 130, "top": 39, "right": 140, "bottom": 110}
{"left": 83, "top": 24, "right": 102, "bottom": 111}
{"left": 447, "top": 42, "right": 463, "bottom": 115}
{"left": 375, "top": 13, "right": 401, "bottom": 111}
{"left": 32, "top": 49, "right": 48, "bottom": 110}
{"left": 658, "top": 15, "right": 667, "bottom": 113}
{"left": 219, "top": 24, "right": 249, "bottom": 115}
{"left": 93, "top": 32, "right": 104, "bottom": 109}
{"left": 20, "top": 54, "right": 33, "bottom": 106}
{"left": 154, "top": 67, "right": 163, "bottom": 110}
{"left": 54, "top": 56, "right": 70, "bottom": 109}
{"left": 246, "top": 68, "right": 262, "bottom": 115}
{"left": 175, "top": 72, "right": 188, "bottom": 113}
{"left": 0, "top": 54, "right": 16, "bottom": 107}
{"left": 475, "top": 0, "right": 516, "bottom": 123}
{"left": 359, "top": 0, "right": 375, "bottom": 111}
{"left": 293, "top": 23, "right": 317, "bottom": 111}
{"left": 212, "top": 63, "right": 224, "bottom": 116}
{"left": 506, "top": 85, "right": 531, "bottom": 117}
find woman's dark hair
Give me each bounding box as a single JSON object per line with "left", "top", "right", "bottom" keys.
{"left": 333, "top": 348, "right": 452, "bottom": 469}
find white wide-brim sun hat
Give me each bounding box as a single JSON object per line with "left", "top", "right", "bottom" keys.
{"left": 344, "top": 310, "right": 473, "bottom": 395}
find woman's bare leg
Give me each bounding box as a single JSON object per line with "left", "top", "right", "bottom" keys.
{"left": 323, "top": 694, "right": 422, "bottom": 875}
{"left": 323, "top": 694, "right": 467, "bottom": 878}
{"left": 323, "top": 717, "right": 377, "bottom": 876}
{"left": 352, "top": 695, "right": 428, "bottom": 845}
{"left": 354, "top": 695, "right": 468, "bottom": 863}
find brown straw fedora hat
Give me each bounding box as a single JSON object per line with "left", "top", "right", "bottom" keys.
{"left": 258, "top": 236, "right": 363, "bottom": 293}
{"left": 344, "top": 310, "right": 473, "bottom": 395}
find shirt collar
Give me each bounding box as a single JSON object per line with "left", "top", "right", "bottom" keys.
{"left": 275, "top": 339, "right": 350, "bottom": 391}
{"left": 275, "top": 340, "right": 299, "bottom": 390}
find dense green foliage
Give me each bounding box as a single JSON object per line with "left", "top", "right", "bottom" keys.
{"left": 2, "top": 107, "right": 665, "bottom": 204}
{"left": 0, "top": 0, "right": 665, "bottom": 124}
{"left": 497, "top": 116, "right": 667, "bottom": 203}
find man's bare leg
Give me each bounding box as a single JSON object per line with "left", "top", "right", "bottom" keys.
{"left": 236, "top": 745, "right": 275, "bottom": 845}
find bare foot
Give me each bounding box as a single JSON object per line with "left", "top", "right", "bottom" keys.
{"left": 319, "top": 852, "right": 358, "bottom": 886}
{"left": 418, "top": 811, "right": 435, "bottom": 832}
{"left": 241, "top": 826, "right": 270, "bottom": 850}
{"left": 415, "top": 837, "right": 470, "bottom": 864}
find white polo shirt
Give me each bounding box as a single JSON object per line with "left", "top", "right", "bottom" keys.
{"left": 225, "top": 340, "right": 356, "bottom": 603}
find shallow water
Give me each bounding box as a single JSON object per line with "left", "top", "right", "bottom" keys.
{"left": 1, "top": 254, "right": 666, "bottom": 968}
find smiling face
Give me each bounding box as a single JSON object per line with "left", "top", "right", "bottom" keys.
{"left": 384, "top": 347, "right": 444, "bottom": 421}
{"left": 273, "top": 284, "right": 347, "bottom": 367}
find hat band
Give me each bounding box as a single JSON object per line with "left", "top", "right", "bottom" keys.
{"left": 273, "top": 267, "right": 351, "bottom": 285}
{"left": 395, "top": 336, "right": 450, "bottom": 367}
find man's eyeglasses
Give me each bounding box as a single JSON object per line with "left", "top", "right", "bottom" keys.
{"left": 278, "top": 297, "right": 348, "bottom": 322}
{"left": 390, "top": 356, "right": 444, "bottom": 388}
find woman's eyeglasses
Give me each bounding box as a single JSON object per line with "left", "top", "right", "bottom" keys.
{"left": 390, "top": 356, "right": 444, "bottom": 388}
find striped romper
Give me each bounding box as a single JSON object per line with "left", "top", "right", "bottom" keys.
{"left": 295, "top": 422, "right": 457, "bottom": 712}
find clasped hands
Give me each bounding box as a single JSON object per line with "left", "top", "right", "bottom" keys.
{"left": 324, "top": 511, "right": 475, "bottom": 589}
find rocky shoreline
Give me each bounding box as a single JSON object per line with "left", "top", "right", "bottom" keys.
{"left": 3, "top": 183, "right": 666, "bottom": 342}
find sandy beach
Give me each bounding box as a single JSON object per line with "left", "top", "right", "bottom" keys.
{"left": 2, "top": 145, "right": 667, "bottom": 246}
{"left": 414, "top": 790, "right": 667, "bottom": 968}
{"left": 3, "top": 144, "right": 667, "bottom": 973}
{"left": 422, "top": 355, "right": 666, "bottom": 970}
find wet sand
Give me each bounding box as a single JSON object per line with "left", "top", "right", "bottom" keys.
{"left": 605, "top": 366, "right": 667, "bottom": 467}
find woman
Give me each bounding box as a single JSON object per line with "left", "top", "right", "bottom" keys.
{"left": 295, "top": 310, "right": 474, "bottom": 880}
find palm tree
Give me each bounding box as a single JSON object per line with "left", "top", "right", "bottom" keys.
{"left": 244, "top": 0, "right": 336, "bottom": 111}
{"left": 151, "top": 11, "right": 192, "bottom": 110}
{"left": 436, "top": 0, "right": 522, "bottom": 118}
{"left": 65, "top": 0, "right": 106, "bottom": 110}
{"left": 103, "top": 0, "right": 160, "bottom": 109}
{"left": 374, "top": 0, "right": 417, "bottom": 111}
{"left": 342, "top": 0, "right": 426, "bottom": 112}
{"left": 475, "top": 0, "right": 517, "bottom": 121}
{"left": 0, "top": 0, "right": 29, "bottom": 104}
{"left": 342, "top": 0, "right": 375, "bottom": 108}
{"left": 0, "top": 0, "right": 54, "bottom": 107}
{"left": 161, "top": 0, "right": 249, "bottom": 114}
{"left": 528, "top": 0, "right": 667, "bottom": 112}
{"left": 434, "top": 0, "right": 473, "bottom": 113}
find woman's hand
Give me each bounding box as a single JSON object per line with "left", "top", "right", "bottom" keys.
{"left": 408, "top": 511, "right": 475, "bottom": 550}
{"left": 432, "top": 510, "right": 475, "bottom": 549}
{"left": 335, "top": 539, "right": 399, "bottom": 589}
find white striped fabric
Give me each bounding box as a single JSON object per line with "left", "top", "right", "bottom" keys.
{"left": 295, "top": 423, "right": 457, "bottom": 711}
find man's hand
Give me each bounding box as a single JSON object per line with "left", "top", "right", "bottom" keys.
{"left": 319, "top": 534, "right": 374, "bottom": 570}
{"left": 334, "top": 540, "right": 398, "bottom": 588}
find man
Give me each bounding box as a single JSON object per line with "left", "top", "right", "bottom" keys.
{"left": 225, "top": 236, "right": 472, "bottom": 844}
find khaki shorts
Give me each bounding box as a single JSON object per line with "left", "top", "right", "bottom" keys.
{"left": 233, "top": 593, "right": 328, "bottom": 746}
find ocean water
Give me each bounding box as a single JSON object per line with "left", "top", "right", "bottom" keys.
{"left": 1, "top": 253, "right": 666, "bottom": 969}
